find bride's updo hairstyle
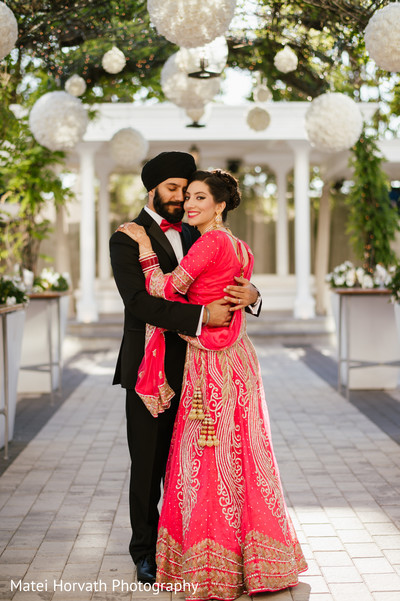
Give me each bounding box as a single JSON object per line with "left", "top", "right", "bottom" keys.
{"left": 188, "top": 169, "right": 241, "bottom": 221}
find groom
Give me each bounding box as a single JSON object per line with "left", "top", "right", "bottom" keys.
{"left": 110, "top": 151, "right": 260, "bottom": 584}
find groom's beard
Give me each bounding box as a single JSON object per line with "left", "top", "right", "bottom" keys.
{"left": 153, "top": 188, "right": 185, "bottom": 223}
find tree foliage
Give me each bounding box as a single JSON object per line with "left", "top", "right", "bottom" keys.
{"left": 2, "top": 0, "right": 396, "bottom": 104}
{"left": 0, "top": 84, "right": 70, "bottom": 274}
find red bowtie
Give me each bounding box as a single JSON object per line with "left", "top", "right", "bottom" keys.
{"left": 160, "top": 219, "right": 182, "bottom": 233}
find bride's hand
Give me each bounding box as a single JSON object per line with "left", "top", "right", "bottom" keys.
{"left": 117, "top": 222, "right": 152, "bottom": 249}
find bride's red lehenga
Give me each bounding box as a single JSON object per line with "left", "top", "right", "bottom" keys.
{"left": 137, "top": 229, "right": 307, "bottom": 600}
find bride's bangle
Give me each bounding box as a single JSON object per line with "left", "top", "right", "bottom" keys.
{"left": 139, "top": 252, "right": 159, "bottom": 274}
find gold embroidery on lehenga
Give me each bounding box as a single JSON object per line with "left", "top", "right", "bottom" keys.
{"left": 178, "top": 347, "right": 206, "bottom": 535}
{"left": 156, "top": 527, "right": 307, "bottom": 599}
{"left": 213, "top": 349, "right": 244, "bottom": 538}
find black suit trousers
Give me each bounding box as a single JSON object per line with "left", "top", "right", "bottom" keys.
{"left": 125, "top": 331, "right": 187, "bottom": 563}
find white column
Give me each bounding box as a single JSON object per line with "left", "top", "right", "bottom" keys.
{"left": 97, "top": 162, "right": 112, "bottom": 281}
{"left": 55, "top": 205, "right": 71, "bottom": 277}
{"left": 290, "top": 141, "right": 315, "bottom": 318}
{"left": 267, "top": 159, "right": 291, "bottom": 276}
{"left": 76, "top": 143, "right": 98, "bottom": 323}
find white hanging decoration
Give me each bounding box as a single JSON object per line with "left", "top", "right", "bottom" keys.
{"left": 274, "top": 46, "right": 298, "bottom": 73}
{"left": 29, "top": 91, "right": 88, "bottom": 152}
{"left": 110, "top": 128, "right": 149, "bottom": 169}
{"left": 65, "top": 74, "right": 87, "bottom": 97}
{"left": 147, "top": 0, "right": 236, "bottom": 48}
{"left": 176, "top": 37, "right": 228, "bottom": 74}
{"left": 0, "top": 1, "right": 18, "bottom": 61}
{"left": 102, "top": 46, "right": 126, "bottom": 74}
{"left": 246, "top": 106, "right": 271, "bottom": 132}
{"left": 161, "top": 53, "right": 220, "bottom": 109}
{"left": 253, "top": 84, "right": 273, "bottom": 103}
{"left": 305, "top": 93, "right": 363, "bottom": 152}
{"left": 186, "top": 107, "right": 205, "bottom": 123}
{"left": 364, "top": 3, "right": 400, "bottom": 72}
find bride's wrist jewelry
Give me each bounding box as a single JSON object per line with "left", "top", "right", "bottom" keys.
{"left": 139, "top": 251, "right": 159, "bottom": 274}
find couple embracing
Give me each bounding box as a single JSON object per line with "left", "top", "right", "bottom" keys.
{"left": 110, "top": 151, "right": 307, "bottom": 600}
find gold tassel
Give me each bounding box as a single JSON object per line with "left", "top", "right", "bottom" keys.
{"left": 198, "top": 413, "right": 219, "bottom": 447}
{"left": 189, "top": 383, "right": 219, "bottom": 447}
{"left": 189, "top": 386, "right": 205, "bottom": 420}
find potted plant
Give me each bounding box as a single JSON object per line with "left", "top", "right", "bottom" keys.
{"left": 18, "top": 268, "right": 71, "bottom": 395}
{"left": 328, "top": 131, "right": 400, "bottom": 391}
{"left": 0, "top": 276, "right": 28, "bottom": 453}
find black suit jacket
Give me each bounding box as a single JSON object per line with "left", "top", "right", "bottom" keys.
{"left": 110, "top": 208, "right": 202, "bottom": 390}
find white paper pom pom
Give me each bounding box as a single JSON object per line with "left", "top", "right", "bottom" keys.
{"left": 161, "top": 53, "right": 220, "bottom": 109}
{"left": 0, "top": 1, "right": 18, "bottom": 61}
{"left": 274, "top": 46, "right": 298, "bottom": 73}
{"left": 186, "top": 107, "right": 205, "bottom": 123}
{"left": 364, "top": 3, "right": 400, "bottom": 72}
{"left": 246, "top": 106, "right": 271, "bottom": 132}
{"left": 253, "top": 84, "right": 272, "bottom": 103}
{"left": 110, "top": 128, "right": 149, "bottom": 169}
{"left": 176, "top": 37, "right": 228, "bottom": 74}
{"left": 65, "top": 74, "right": 87, "bottom": 97}
{"left": 147, "top": 0, "right": 236, "bottom": 48}
{"left": 29, "top": 91, "right": 88, "bottom": 151}
{"left": 102, "top": 46, "right": 126, "bottom": 74}
{"left": 305, "top": 93, "right": 363, "bottom": 152}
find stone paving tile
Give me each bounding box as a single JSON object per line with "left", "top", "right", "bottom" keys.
{"left": 372, "top": 593, "right": 400, "bottom": 601}
{"left": 329, "top": 582, "right": 374, "bottom": 601}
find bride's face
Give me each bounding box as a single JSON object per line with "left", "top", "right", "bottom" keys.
{"left": 184, "top": 181, "right": 224, "bottom": 233}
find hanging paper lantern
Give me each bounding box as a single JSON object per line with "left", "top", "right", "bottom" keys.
{"left": 110, "top": 128, "right": 149, "bottom": 169}
{"left": 147, "top": 0, "right": 236, "bottom": 48}
{"left": 161, "top": 53, "right": 220, "bottom": 109}
{"left": 102, "top": 46, "right": 126, "bottom": 74}
{"left": 29, "top": 91, "right": 88, "bottom": 151}
{"left": 274, "top": 46, "right": 298, "bottom": 73}
{"left": 305, "top": 93, "right": 363, "bottom": 152}
{"left": 0, "top": 1, "right": 18, "bottom": 61}
{"left": 186, "top": 107, "right": 205, "bottom": 123}
{"left": 176, "top": 37, "right": 228, "bottom": 74}
{"left": 253, "top": 84, "right": 272, "bottom": 103}
{"left": 246, "top": 106, "right": 271, "bottom": 132}
{"left": 364, "top": 3, "right": 400, "bottom": 72}
{"left": 65, "top": 74, "right": 87, "bottom": 97}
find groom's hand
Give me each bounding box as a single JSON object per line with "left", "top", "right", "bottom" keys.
{"left": 205, "top": 299, "right": 232, "bottom": 327}
{"left": 224, "top": 276, "right": 259, "bottom": 311}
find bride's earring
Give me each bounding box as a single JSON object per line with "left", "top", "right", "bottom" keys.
{"left": 215, "top": 212, "right": 222, "bottom": 228}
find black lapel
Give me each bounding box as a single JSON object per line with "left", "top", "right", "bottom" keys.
{"left": 136, "top": 208, "right": 178, "bottom": 268}
{"left": 181, "top": 223, "right": 200, "bottom": 256}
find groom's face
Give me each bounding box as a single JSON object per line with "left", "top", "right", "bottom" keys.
{"left": 149, "top": 177, "right": 187, "bottom": 223}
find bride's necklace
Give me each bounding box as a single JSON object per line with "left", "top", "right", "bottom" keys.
{"left": 202, "top": 221, "right": 229, "bottom": 235}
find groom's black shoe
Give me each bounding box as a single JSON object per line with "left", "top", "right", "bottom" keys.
{"left": 136, "top": 554, "right": 156, "bottom": 584}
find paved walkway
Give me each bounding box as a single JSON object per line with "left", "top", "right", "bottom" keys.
{"left": 1, "top": 332, "right": 400, "bottom": 601}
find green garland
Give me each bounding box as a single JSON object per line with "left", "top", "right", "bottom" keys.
{"left": 346, "top": 130, "right": 399, "bottom": 273}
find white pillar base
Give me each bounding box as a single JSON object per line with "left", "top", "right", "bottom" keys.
{"left": 76, "top": 297, "right": 99, "bottom": 324}
{"left": 294, "top": 294, "right": 316, "bottom": 319}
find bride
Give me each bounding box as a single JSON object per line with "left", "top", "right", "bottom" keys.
{"left": 117, "top": 169, "right": 307, "bottom": 600}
